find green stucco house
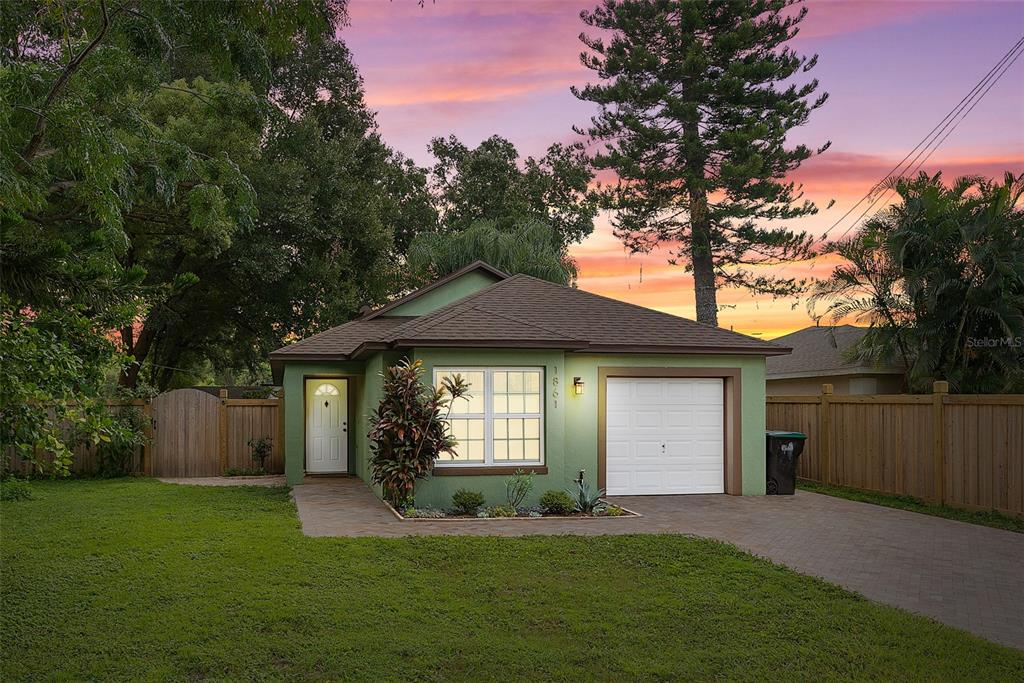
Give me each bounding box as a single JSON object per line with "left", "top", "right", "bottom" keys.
{"left": 270, "top": 261, "right": 789, "bottom": 506}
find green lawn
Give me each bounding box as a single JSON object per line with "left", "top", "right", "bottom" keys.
{"left": 798, "top": 479, "right": 1024, "bottom": 534}
{"left": 2, "top": 480, "right": 1022, "bottom": 682}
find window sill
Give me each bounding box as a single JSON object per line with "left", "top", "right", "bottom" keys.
{"left": 432, "top": 465, "right": 548, "bottom": 476}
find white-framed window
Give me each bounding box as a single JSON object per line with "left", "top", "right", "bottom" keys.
{"left": 433, "top": 367, "right": 544, "bottom": 467}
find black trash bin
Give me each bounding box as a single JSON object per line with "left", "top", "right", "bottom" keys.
{"left": 765, "top": 431, "right": 807, "bottom": 495}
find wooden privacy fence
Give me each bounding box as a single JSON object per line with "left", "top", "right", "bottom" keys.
{"left": 6, "top": 388, "right": 284, "bottom": 477}
{"left": 767, "top": 382, "right": 1024, "bottom": 517}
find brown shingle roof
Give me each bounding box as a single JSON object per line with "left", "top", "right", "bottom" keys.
{"left": 766, "top": 325, "right": 903, "bottom": 378}
{"left": 271, "top": 269, "right": 788, "bottom": 361}
{"left": 390, "top": 274, "right": 785, "bottom": 354}
{"left": 270, "top": 317, "right": 414, "bottom": 358}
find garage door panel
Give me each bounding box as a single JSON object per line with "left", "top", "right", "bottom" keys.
{"left": 664, "top": 382, "right": 694, "bottom": 400}
{"left": 634, "top": 410, "right": 663, "bottom": 428}
{"left": 693, "top": 408, "right": 723, "bottom": 423}
{"left": 634, "top": 381, "right": 664, "bottom": 400}
{"left": 665, "top": 408, "right": 694, "bottom": 424}
{"left": 606, "top": 382, "right": 632, "bottom": 402}
{"left": 692, "top": 380, "right": 724, "bottom": 401}
{"left": 606, "top": 409, "right": 630, "bottom": 429}
{"left": 606, "top": 377, "right": 724, "bottom": 495}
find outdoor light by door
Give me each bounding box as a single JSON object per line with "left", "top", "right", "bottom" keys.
{"left": 572, "top": 377, "right": 585, "bottom": 395}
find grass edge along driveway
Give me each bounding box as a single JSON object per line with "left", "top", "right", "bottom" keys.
{"left": 3, "top": 479, "right": 1022, "bottom": 682}
{"left": 798, "top": 479, "right": 1024, "bottom": 534}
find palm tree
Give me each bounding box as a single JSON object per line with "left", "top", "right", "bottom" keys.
{"left": 810, "top": 172, "right": 1024, "bottom": 393}
{"left": 406, "top": 219, "right": 578, "bottom": 286}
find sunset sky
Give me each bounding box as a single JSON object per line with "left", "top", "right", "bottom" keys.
{"left": 342, "top": 0, "right": 1024, "bottom": 339}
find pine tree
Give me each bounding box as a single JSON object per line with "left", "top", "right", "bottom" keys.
{"left": 574, "top": 0, "right": 830, "bottom": 325}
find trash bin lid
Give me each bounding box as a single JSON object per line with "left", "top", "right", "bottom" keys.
{"left": 766, "top": 430, "right": 807, "bottom": 439}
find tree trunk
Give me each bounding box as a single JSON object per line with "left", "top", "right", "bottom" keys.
{"left": 118, "top": 324, "right": 156, "bottom": 389}
{"left": 688, "top": 187, "right": 718, "bottom": 327}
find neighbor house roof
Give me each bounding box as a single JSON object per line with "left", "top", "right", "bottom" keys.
{"left": 765, "top": 325, "right": 903, "bottom": 380}
{"left": 271, "top": 262, "right": 789, "bottom": 376}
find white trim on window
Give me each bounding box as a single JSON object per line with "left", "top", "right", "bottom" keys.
{"left": 433, "top": 367, "right": 545, "bottom": 468}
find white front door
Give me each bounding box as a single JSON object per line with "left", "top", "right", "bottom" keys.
{"left": 305, "top": 379, "right": 348, "bottom": 473}
{"left": 605, "top": 377, "right": 724, "bottom": 495}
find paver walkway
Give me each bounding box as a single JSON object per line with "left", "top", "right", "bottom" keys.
{"left": 292, "top": 476, "right": 1024, "bottom": 650}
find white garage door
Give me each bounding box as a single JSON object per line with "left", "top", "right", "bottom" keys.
{"left": 606, "top": 377, "right": 724, "bottom": 495}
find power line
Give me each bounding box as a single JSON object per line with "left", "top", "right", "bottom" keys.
{"left": 828, "top": 36, "right": 1024, "bottom": 243}
{"left": 757, "top": 33, "right": 1024, "bottom": 286}
{"left": 818, "top": 33, "right": 1024, "bottom": 243}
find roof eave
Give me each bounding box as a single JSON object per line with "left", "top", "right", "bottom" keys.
{"left": 393, "top": 338, "right": 590, "bottom": 350}
{"left": 268, "top": 351, "right": 352, "bottom": 362}
{"left": 767, "top": 367, "right": 904, "bottom": 380}
{"left": 578, "top": 344, "right": 792, "bottom": 356}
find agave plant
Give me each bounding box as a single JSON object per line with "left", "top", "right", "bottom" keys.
{"left": 568, "top": 469, "right": 606, "bottom": 515}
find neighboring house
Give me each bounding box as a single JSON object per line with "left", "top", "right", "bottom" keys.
{"left": 270, "top": 261, "right": 789, "bottom": 506}
{"left": 766, "top": 325, "right": 904, "bottom": 395}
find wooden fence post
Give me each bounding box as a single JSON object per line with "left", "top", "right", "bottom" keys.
{"left": 276, "top": 389, "right": 284, "bottom": 471}
{"left": 932, "top": 380, "right": 949, "bottom": 504}
{"left": 143, "top": 399, "right": 154, "bottom": 476}
{"left": 219, "top": 389, "right": 229, "bottom": 474}
{"left": 820, "top": 384, "right": 833, "bottom": 485}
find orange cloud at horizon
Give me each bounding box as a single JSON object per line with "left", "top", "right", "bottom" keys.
{"left": 570, "top": 150, "right": 1023, "bottom": 339}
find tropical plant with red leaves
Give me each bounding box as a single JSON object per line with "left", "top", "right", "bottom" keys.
{"left": 368, "top": 359, "right": 469, "bottom": 506}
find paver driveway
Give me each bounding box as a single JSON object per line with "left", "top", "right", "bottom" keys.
{"left": 293, "top": 477, "right": 1024, "bottom": 650}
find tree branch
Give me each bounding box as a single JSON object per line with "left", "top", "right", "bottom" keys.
{"left": 18, "top": 1, "right": 125, "bottom": 171}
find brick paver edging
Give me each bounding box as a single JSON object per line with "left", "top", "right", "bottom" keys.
{"left": 381, "top": 497, "right": 642, "bottom": 521}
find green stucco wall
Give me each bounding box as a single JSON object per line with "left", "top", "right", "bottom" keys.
{"left": 282, "top": 360, "right": 366, "bottom": 485}
{"left": 281, "top": 348, "right": 768, "bottom": 501}
{"left": 383, "top": 270, "right": 500, "bottom": 317}
{"left": 408, "top": 349, "right": 767, "bottom": 507}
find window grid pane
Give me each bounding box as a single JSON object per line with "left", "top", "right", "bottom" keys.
{"left": 434, "top": 368, "right": 543, "bottom": 467}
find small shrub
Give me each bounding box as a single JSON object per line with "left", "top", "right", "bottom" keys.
{"left": 403, "top": 507, "right": 446, "bottom": 519}
{"left": 539, "top": 489, "right": 575, "bottom": 515}
{"left": 93, "top": 407, "right": 149, "bottom": 477}
{"left": 487, "top": 505, "right": 516, "bottom": 518}
{"left": 602, "top": 505, "right": 625, "bottom": 517}
{"left": 451, "top": 488, "right": 485, "bottom": 515}
{"left": 247, "top": 436, "right": 273, "bottom": 471}
{"left": 0, "top": 478, "right": 32, "bottom": 502}
{"left": 476, "top": 510, "right": 489, "bottom": 518}
{"left": 505, "top": 468, "right": 535, "bottom": 508}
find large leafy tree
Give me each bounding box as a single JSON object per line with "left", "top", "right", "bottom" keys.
{"left": 0, "top": 1, "right": 345, "bottom": 462}
{"left": 428, "top": 134, "right": 596, "bottom": 247}
{"left": 407, "top": 219, "right": 577, "bottom": 286}
{"left": 810, "top": 172, "right": 1024, "bottom": 394}
{"left": 118, "top": 41, "right": 434, "bottom": 389}
{"left": 573, "top": 0, "right": 829, "bottom": 325}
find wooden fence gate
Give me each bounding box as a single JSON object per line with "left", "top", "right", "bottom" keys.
{"left": 146, "top": 389, "right": 284, "bottom": 477}
{"left": 150, "top": 389, "right": 221, "bottom": 477}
